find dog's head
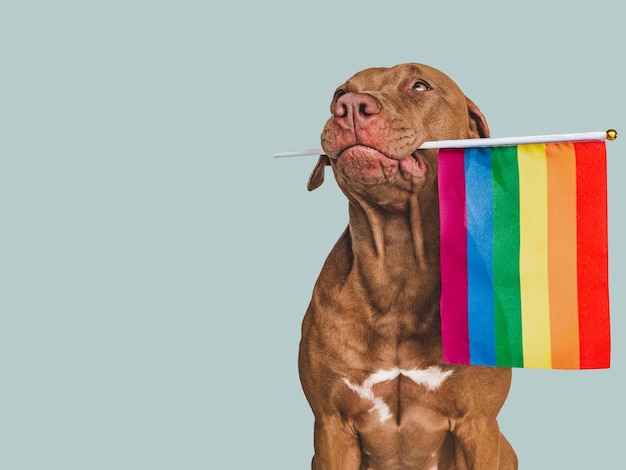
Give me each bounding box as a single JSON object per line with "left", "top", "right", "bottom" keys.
{"left": 309, "top": 63, "right": 489, "bottom": 208}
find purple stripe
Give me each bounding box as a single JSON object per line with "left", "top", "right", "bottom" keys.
{"left": 438, "top": 148, "right": 470, "bottom": 364}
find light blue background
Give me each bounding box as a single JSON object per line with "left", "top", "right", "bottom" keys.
{"left": 2, "top": 1, "right": 624, "bottom": 468}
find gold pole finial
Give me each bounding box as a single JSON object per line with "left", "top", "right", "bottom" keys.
{"left": 606, "top": 129, "right": 618, "bottom": 141}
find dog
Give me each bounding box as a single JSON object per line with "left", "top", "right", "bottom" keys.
{"left": 299, "top": 63, "right": 518, "bottom": 469}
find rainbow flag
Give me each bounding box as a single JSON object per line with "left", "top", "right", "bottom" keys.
{"left": 438, "top": 140, "right": 610, "bottom": 369}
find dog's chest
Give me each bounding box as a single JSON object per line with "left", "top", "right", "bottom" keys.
{"left": 340, "top": 366, "right": 455, "bottom": 466}
{"left": 342, "top": 366, "right": 453, "bottom": 424}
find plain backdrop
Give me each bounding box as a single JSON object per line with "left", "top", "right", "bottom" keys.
{"left": 2, "top": 1, "right": 624, "bottom": 468}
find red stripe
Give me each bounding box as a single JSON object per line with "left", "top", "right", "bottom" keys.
{"left": 575, "top": 141, "right": 611, "bottom": 368}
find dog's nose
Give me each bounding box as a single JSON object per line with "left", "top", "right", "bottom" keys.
{"left": 333, "top": 92, "right": 382, "bottom": 130}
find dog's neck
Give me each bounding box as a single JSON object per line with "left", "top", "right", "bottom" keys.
{"left": 346, "top": 189, "right": 440, "bottom": 315}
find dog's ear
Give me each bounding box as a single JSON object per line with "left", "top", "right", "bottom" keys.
{"left": 307, "top": 154, "right": 330, "bottom": 191}
{"left": 466, "top": 97, "right": 490, "bottom": 138}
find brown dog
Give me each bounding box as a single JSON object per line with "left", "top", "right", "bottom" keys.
{"left": 299, "top": 63, "right": 518, "bottom": 469}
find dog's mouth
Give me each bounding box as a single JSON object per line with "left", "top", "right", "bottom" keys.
{"left": 334, "top": 145, "right": 387, "bottom": 160}
{"left": 335, "top": 145, "right": 422, "bottom": 163}
{"left": 334, "top": 144, "right": 427, "bottom": 181}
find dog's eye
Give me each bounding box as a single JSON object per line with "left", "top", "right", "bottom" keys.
{"left": 411, "top": 81, "right": 430, "bottom": 92}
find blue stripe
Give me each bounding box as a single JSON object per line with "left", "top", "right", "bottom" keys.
{"left": 464, "top": 147, "right": 496, "bottom": 366}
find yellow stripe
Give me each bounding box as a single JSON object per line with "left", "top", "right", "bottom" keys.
{"left": 518, "top": 144, "right": 552, "bottom": 368}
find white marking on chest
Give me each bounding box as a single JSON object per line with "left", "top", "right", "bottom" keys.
{"left": 343, "top": 366, "right": 453, "bottom": 423}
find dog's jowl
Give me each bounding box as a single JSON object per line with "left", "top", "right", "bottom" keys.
{"left": 299, "top": 63, "right": 518, "bottom": 470}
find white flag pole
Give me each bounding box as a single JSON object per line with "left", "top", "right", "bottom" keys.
{"left": 274, "top": 130, "right": 617, "bottom": 158}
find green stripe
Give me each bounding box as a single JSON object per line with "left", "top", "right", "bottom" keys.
{"left": 491, "top": 146, "right": 524, "bottom": 367}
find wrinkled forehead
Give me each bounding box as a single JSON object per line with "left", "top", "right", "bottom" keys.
{"left": 343, "top": 63, "right": 462, "bottom": 94}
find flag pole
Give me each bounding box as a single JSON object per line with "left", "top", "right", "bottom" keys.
{"left": 274, "top": 129, "right": 617, "bottom": 158}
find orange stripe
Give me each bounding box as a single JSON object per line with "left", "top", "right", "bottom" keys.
{"left": 546, "top": 143, "right": 580, "bottom": 369}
